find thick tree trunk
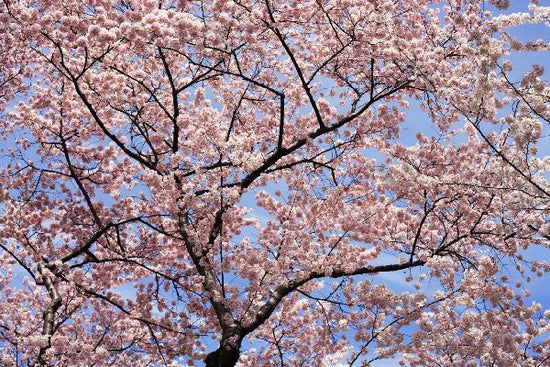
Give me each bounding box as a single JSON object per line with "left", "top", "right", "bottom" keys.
{"left": 205, "top": 345, "right": 241, "bottom": 367}
{"left": 205, "top": 330, "right": 243, "bottom": 367}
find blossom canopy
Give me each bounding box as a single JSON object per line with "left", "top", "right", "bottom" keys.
{"left": 0, "top": 0, "right": 549, "bottom": 366}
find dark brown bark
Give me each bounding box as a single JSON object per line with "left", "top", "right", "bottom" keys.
{"left": 205, "top": 337, "right": 242, "bottom": 367}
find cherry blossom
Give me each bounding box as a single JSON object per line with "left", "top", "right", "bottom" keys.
{"left": 0, "top": 1, "right": 549, "bottom": 366}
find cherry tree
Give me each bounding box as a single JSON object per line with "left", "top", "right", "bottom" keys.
{"left": 0, "top": 0, "right": 549, "bottom": 366}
